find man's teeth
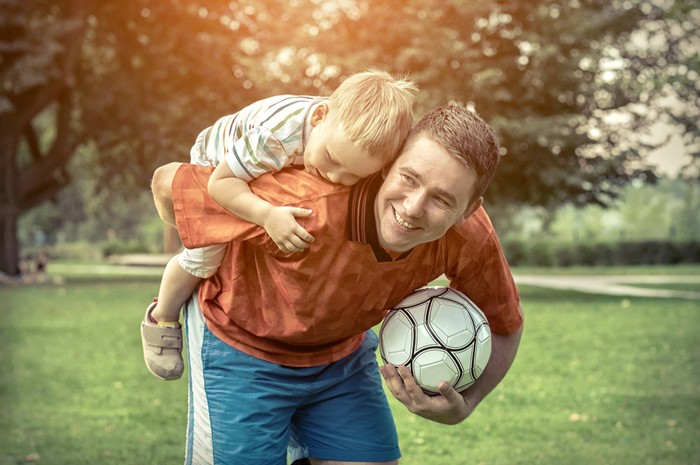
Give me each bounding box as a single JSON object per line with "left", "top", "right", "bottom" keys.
{"left": 395, "top": 210, "right": 417, "bottom": 229}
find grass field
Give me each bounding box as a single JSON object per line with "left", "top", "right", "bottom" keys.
{"left": 1, "top": 267, "right": 699, "bottom": 464}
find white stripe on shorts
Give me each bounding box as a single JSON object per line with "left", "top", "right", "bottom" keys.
{"left": 184, "top": 294, "right": 215, "bottom": 465}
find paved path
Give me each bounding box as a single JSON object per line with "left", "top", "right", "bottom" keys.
{"left": 514, "top": 275, "right": 700, "bottom": 300}
{"left": 46, "top": 256, "right": 700, "bottom": 300}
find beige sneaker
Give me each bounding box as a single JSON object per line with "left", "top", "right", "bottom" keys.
{"left": 141, "top": 300, "right": 184, "bottom": 380}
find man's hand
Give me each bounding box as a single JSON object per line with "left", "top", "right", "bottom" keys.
{"left": 262, "top": 206, "right": 315, "bottom": 253}
{"left": 378, "top": 364, "right": 472, "bottom": 425}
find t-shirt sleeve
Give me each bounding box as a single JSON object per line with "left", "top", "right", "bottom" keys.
{"left": 172, "top": 164, "right": 266, "bottom": 249}
{"left": 444, "top": 209, "right": 523, "bottom": 334}
{"left": 224, "top": 126, "right": 294, "bottom": 182}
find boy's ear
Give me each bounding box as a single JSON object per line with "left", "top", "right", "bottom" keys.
{"left": 309, "top": 103, "right": 329, "bottom": 128}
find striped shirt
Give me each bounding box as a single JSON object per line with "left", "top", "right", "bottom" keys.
{"left": 173, "top": 164, "right": 522, "bottom": 367}
{"left": 190, "top": 95, "right": 328, "bottom": 181}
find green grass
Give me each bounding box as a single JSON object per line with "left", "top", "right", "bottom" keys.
{"left": 623, "top": 282, "right": 700, "bottom": 293}
{"left": 389, "top": 285, "right": 700, "bottom": 465}
{"left": 1, "top": 270, "right": 699, "bottom": 464}
{"left": 511, "top": 264, "right": 700, "bottom": 276}
{"left": 0, "top": 282, "right": 185, "bottom": 465}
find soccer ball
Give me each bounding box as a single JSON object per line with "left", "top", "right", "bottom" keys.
{"left": 379, "top": 287, "right": 492, "bottom": 395}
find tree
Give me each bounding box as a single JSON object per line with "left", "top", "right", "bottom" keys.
{"left": 290, "top": 0, "right": 677, "bottom": 207}
{"left": 1, "top": 0, "right": 320, "bottom": 275}
{"left": 2, "top": 0, "right": 697, "bottom": 275}
{"left": 1, "top": 0, "right": 87, "bottom": 275}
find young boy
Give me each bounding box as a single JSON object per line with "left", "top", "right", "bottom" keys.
{"left": 141, "top": 69, "right": 417, "bottom": 380}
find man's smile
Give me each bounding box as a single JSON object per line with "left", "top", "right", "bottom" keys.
{"left": 394, "top": 209, "right": 418, "bottom": 230}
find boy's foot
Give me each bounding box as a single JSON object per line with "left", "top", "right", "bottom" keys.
{"left": 141, "top": 300, "right": 184, "bottom": 380}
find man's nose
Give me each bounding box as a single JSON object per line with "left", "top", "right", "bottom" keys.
{"left": 403, "top": 191, "right": 425, "bottom": 218}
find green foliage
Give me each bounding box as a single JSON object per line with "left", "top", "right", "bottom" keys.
{"left": 503, "top": 239, "right": 700, "bottom": 267}
{"left": 3, "top": 0, "right": 699, "bottom": 275}
{"left": 496, "top": 177, "right": 700, "bottom": 244}
{"left": 18, "top": 142, "right": 164, "bottom": 252}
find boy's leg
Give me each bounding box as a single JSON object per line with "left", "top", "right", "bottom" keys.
{"left": 152, "top": 255, "right": 202, "bottom": 323}
{"left": 141, "top": 256, "right": 200, "bottom": 381}
{"left": 142, "top": 245, "right": 227, "bottom": 381}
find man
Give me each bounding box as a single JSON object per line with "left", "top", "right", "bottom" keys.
{"left": 151, "top": 106, "right": 523, "bottom": 465}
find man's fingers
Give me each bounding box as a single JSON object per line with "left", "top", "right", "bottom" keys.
{"left": 397, "top": 365, "right": 424, "bottom": 400}
{"left": 437, "top": 381, "right": 463, "bottom": 404}
{"left": 379, "top": 364, "right": 406, "bottom": 398}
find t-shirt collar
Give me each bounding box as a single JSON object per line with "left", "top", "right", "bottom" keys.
{"left": 347, "top": 173, "right": 412, "bottom": 263}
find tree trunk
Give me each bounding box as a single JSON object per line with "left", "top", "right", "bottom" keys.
{"left": 0, "top": 210, "right": 19, "bottom": 277}
{"left": 0, "top": 120, "right": 20, "bottom": 276}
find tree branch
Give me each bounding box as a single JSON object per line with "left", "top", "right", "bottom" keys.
{"left": 22, "top": 123, "right": 43, "bottom": 162}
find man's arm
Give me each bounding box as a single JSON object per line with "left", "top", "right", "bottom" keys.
{"left": 379, "top": 304, "right": 523, "bottom": 425}
{"left": 151, "top": 162, "right": 183, "bottom": 228}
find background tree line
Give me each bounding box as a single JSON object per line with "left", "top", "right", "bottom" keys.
{"left": 1, "top": 0, "right": 698, "bottom": 275}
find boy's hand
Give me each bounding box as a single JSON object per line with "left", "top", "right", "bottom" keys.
{"left": 262, "top": 206, "right": 315, "bottom": 253}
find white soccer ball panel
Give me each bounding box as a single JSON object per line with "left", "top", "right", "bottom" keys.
{"left": 429, "top": 299, "right": 476, "bottom": 347}
{"left": 380, "top": 311, "right": 413, "bottom": 366}
{"left": 455, "top": 377, "right": 476, "bottom": 392}
{"left": 404, "top": 303, "right": 429, "bottom": 326}
{"left": 453, "top": 344, "right": 475, "bottom": 370}
{"left": 453, "top": 345, "right": 476, "bottom": 391}
{"left": 413, "top": 323, "right": 437, "bottom": 351}
{"left": 473, "top": 327, "right": 492, "bottom": 377}
{"left": 413, "top": 350, "right": 459, "bottom": 394}
{"left": 398, "top": 287, "right": 445, "bottom": 308}
{"left": 476, "top": 323, "right": 491, "bottom": 344}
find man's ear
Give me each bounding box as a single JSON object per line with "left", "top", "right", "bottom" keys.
{"left": 309, "top": 102, "right": 329, "bottom": 127}
{"left": 454, "top": 197, "right": 483, "bottom": 226}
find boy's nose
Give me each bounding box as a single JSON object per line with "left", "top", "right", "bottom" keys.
{"left": 327, "top": 171, "right": 341, "bottom": 183}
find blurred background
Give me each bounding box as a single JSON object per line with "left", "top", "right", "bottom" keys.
{"left": 2, "top": 2, "right": 700, "bottom": 464}
{"left": 1, "top": 0, "right": 699, "bottom": 272}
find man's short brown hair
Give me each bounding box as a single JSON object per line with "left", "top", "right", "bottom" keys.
{"left": 405, "top": 106, "right": 501, "bottom": 201}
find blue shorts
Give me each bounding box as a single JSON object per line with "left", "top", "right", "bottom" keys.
{"left": 183, "top": 296, "right": 401, "bottom": 465}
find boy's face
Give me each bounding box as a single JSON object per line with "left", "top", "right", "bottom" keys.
{"left": 304, "top": 104, "right": 385, "bottom": 186}
{"left": 374, "top": 136, "right": 483, "bottom": 252}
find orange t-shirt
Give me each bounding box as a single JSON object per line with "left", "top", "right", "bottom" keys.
{"left": 173, "top": 164, "right": 522, "bottom": 367}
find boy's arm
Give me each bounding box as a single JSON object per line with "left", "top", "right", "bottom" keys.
{"left": 208, "top": 162, "right": 314, "bottom": 253}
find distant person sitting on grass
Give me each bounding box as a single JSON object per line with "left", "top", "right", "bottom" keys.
{"left": 150, "top": 106, "right": 523, "bottom": 464}
{"left": 141, "top": 69, "right": 417, "bottom": 381}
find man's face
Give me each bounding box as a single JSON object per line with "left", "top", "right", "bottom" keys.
{"left": 374, "top": 136, "right": 482, "bottom": 252}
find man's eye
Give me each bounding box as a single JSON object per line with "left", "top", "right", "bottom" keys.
{"left": 436, "top": 198, "right": 450, "bottom": 208}
{"left": 400, "top": 174, "right": 414, "bottom": 185}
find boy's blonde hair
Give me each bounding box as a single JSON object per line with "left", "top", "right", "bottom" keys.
{"left": 327, "top": 69, "right": 417, "bottom": 163}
